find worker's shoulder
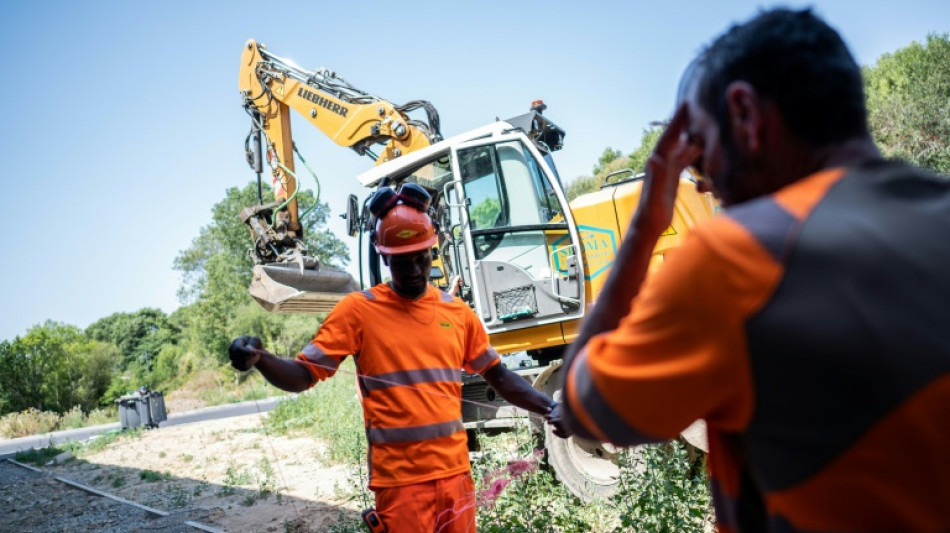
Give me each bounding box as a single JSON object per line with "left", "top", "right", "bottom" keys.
{"left": 332, "top": 287, "right": 381, "bottom": 312}
{"left": 686, "top": 212, "right": 766, "bottom": 263}
{"left": 433, "top": 288, "right": 467, "bottom": 308}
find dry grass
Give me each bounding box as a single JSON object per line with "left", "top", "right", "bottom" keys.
{"left": 0, "top": 408, "right": 60, "bottom": 438}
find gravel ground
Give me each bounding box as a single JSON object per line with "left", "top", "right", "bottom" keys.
{"left": 0, "top": 460, "right": 218, "bottom": 533}
{"left": 1, "top": 414, "right": 362, "bottom": 533}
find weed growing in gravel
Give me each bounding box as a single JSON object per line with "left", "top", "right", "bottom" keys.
{"left": 13, "top": 446, "right": 66, "bottom": 466}
{"left": 220, "top": 460, "right": 254, "bottom": 496}
{"left": 139, "top": 470, "right": 165, "bottom": 482}
{"left": 79, "top": 428, "right": 143, "bottom": 455}
{"left": 166, "top": 485, "right": 192, "bottom": 508}
{"left": 257, "top": 457, "right": 278, "bottom": 498}
{"left": 325, "top": 510, "right": 365, "bottom": 533}
{"left": 112, "top": 476, "right": 126, "bottom": 488}
{"left": 193, "top": 479, "right": 209, "bottom": 497}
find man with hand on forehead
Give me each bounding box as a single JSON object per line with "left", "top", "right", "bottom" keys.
{"left": 230, "top": 183, "right": 566, "bottom": 533}
{"left": 555, "top": 8, "right": 950, "bottom": 533}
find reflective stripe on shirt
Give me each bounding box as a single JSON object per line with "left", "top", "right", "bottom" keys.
{"left": 300, "top": 343, "right": 340, "bottom": 372}
{"left": 367, "top": 418, "right": 465, "bottom": 444}
{"left": 469, "top": 347, "right": 500, "bottom": 373}
{"left": 362, "top": 367, "right": 461, "bottom": 393}
{"left": 572, "top": 350, "right": 656, "bottom": 446}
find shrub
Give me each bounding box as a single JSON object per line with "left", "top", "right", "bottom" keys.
{"left": 611, "top": 441, "right": 712, "bottom": 533}
{"left": 0, "top": 408, "right": 60, "bottom": 438}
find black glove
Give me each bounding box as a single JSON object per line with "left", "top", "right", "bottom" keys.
{"left": 229, "top": 336, "right": 263, "bottom": 371}
{"left": 544, "top": 401, "right": 573, "bottom": 439}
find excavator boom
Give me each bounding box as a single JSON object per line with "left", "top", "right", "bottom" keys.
{"left": 238, "top": 40, "right": 441, "bottom": 312}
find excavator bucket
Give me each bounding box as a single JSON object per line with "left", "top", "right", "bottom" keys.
{"left": 249, "top": 263, "right": 359, "bottom": 313}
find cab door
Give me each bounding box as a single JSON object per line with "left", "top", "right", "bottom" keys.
{"left": 445, "top": 135, "right": 585, "bottom": 333}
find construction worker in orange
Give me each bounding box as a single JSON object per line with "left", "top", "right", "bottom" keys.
{"left": 553, "top": 8, "right": 950, "bottom": 533}
{"left": 230, "top": 183, "right": 567, "bottom": 533}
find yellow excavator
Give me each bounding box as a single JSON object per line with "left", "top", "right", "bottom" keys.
{"left": 238, "top": 39, "right": 716, "bottom": 500}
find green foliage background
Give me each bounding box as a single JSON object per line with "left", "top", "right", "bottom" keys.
{"left": 864, "top": 33, "right": 950, "bottom": 175}
{"left": 1, "top": 180, "right": 345, "bottom": 424}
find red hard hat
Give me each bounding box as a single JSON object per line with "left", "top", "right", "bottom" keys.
{"left": 375, "top": 204, "right": 437, "bottom": 255}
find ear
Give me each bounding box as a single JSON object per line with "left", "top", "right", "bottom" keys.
{"left": 725, "top": 81, "right": 763, "bottom": 154}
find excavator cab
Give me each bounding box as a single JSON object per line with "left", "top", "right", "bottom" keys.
{"left": 357, "top": 112, "right": 586, "bottom": 341}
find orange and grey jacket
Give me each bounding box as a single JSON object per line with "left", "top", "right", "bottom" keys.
{"left": 565, "top": 161, "right": 950, "bottom": 532}
{"left": 295, "top": 284, "right": 500, "bottom": 489}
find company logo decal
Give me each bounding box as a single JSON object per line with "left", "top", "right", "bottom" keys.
{"left": 552, "top": 225, "right": 617, "bottom": 280}
{"left": 297, "top": 87, "right": 349, "bottom": 117}
{"left": 395, "top": 229, "right": 420, "bottom": 239}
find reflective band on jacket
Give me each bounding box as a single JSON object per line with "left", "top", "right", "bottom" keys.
{"left": 439, "top": 291, "right": 454, "bottom": 303}
{"left": 300, "top": 343, "right": 340, "bottom": 371}
{"left": 362, "top": 367, "right": 461, "bottom": 393}
{"left": 367, "top": 418, "right": 465, "bottom": 444}
{"left": 468, "top": 347, "right": 500, "bottom": 373}
{"left": 573, "top": 350, "right": 651, "bottom": 446}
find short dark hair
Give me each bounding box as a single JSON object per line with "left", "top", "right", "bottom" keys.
{"left": 696, "top": 8, "right": 869, "bottom": 147}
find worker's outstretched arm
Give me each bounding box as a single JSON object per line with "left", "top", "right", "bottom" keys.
{"left": 482, "top": 363, "right": 551, "bottom": 414}
{"left": 229, "top": 336, "right": 314, "bottom": 393}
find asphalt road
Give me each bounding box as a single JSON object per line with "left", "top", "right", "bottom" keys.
{"left": 0, "top": 395, "right": 291, "bottom": 459}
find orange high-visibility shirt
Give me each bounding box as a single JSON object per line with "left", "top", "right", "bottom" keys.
{"left": 295, "top": 284, "right": 500, "bottom": 489}
{"left": 566, "top": 163, "right": 950, "bottom": 532}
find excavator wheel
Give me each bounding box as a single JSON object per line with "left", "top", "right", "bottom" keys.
{"left": 532, "top": 362, "right": 622, "bottom": 501}
{"left": 532, "top": 361, "right": 709, "bottom": 502}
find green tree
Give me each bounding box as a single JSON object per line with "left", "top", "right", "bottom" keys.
{"left": 71, "top": 340, "right": 120, "bottom": 410}
{"left": 624, "top": 127, "right": 662, "bottom": 174}
{"left": 565, "top": 175, "right": 599, "bottom": 202}
{"left": 86, "top": 308, "right": 176, "bottom": 370}
{"left": 592, "top": 147, "right": 623, "bottom": 176}
{"left": 470, "top": 197, "right": 501, "bottom": 229}
{"left": 567, "top": 128, "right": 663, "bottom": 202}
{"left": 864, "top": 33, "right": 950, "bottom": 174}
{"left": 0, "top": 322, "right": 117, "bottom": 415}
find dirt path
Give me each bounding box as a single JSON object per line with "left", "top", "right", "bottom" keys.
{"left": 44, "top": 414, "right": 365, "bottom": 533}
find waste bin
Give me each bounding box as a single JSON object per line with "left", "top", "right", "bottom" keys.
{"left": 117, "top": 390, "right": 167, "bottom": 430}
{"left": 118, "top": 396, "right": 144, "bottom": 430}
{"left": 147, "top": 391, "right": 167, "bottom": 426}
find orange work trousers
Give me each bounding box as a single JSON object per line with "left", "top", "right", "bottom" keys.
{"left": 373, "top": 472, "right": 476, "bottom": 533}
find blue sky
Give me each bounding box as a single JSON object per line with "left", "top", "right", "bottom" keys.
{"left": 1, "top": 0, "right": 946, "bottom": 341}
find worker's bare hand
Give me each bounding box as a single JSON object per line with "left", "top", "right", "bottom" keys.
{"left": 634, "top": 103, "right": 702, "bottom": 236}
{"left": 229, "top": 336, "right": 264, "bottom": 371}
{"left": 545, "top": 402, "right": 573, "bottom": 439}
